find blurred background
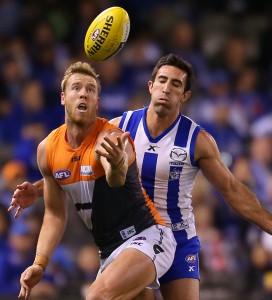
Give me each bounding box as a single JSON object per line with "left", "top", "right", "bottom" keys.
{"left": 0, "top": 0, "right": 272, "bottom": 299}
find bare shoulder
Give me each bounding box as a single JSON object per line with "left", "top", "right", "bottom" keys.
{"left": 195, "top": 129, "right": 235, "bottom": 190}
{"left": 37, "top": 138, "right": 51, "bottom": 177}
{"left": 37, "top": 138, "right": 47, "bottom": 160}
{"left": 195, "top": 129, "right": 221, "bottom": 161}
{"left": 109, "top": 116, "right": 122, "bottom": 127}
{"left": 97, "top": 128, "right": 123, "bottom": 144}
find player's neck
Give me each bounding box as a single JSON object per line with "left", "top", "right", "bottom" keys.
{"left": 146, "top": 107, "right": 179, "bottom": 138}
{"left": 65, "top": 120, "right": 96, "bottom": 149}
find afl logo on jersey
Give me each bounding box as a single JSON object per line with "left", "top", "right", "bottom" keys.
{"left": 170, "top": 148, "right": 187, "bottom": 162}
{"left": 185, "top": 254, "right": 197, "bottom": 263}
{"left": 54, "top": 169, "right": 71, "bottom": 181}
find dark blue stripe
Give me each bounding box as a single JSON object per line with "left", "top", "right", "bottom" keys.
{"left": 167, "top": 165, "right": 184, "bottom": 224}
{"left": 174, "top": 115, "right": 192, "bottom": 147}
{"left": 142, "top": 152, "right": 158, "bottom": 201}
{"left": 119, "top": 111, "right": 128, "bottom": 129}
{"left": 190, "top": 126, "right": 202, "bottom": 167}
{"left": 120, "top": 109, "right": 144, "bottom": 140}
{"left": 167, "top": 115, "right": 191, "bottom": 235}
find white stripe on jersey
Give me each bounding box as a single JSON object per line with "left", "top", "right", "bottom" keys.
{"left": 62, "top": 180, "right": 94, "bottom": 230}
{"left": 120, "top": 107, "right": 201, "bottom": 241}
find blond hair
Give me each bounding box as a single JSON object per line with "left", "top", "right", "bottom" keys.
{"left": 61, "top": 61, "right": 101, "bottom": 94}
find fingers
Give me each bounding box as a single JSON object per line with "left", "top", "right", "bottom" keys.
{"left": 99, "top": 137, "right": 122, "bottom": 158}
{"left": 96, "top": 132, "right": 129, "bottom": 166}
{"left": 14, "top": 206, "right": 23, "bottom": 219}
{"left": 121, "top": 131, "right": 130, "bottom": 141}
{"left": 104, "top": 136, "right": 122, "bottom": 149}
{"left": 104, "top": 135, "right": 127, "bottom": 151}
{"left": 8, "top": 203, "right": 24, "bottom": 219}
{"left": 101, "top": 140, "right": 116, "bottom": 154}
{"left": 19, "top": 269, "right": 32, "bottom": 299}
{"left": 8, "top": 200, "right": 19, "bottom": 214}
{"left": 116, "top": 136, "right": 124, "bottom": 149}
{"left": 7, "top": 203, "right": 17, "bottom": 212}
{"left": 8, "top": 194, "right": 23, "bottom": 218}
{"left": 8, "top": 184, "right": 26, "bottom": 212}
{"left": 18, "top": 285, "right": 25, "bottom": 299}
{"left": 18, "top": 285, "right": 30, "bottom": 299}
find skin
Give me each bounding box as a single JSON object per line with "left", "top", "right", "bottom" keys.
{"left": 10, "top": 65, "right": 272, "bottom": 300}
{"left": 17, "top": 72, "right": 157, "bottom": 300}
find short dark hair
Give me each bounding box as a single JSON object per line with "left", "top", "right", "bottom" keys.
{"left": 151, "top": 53, "right": 194, "bottom": 92}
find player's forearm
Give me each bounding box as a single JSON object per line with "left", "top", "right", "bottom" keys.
{"left": 259, "top": 209, "right": 272, "bottom": 234}
{"left": 106, "top": 156, "right": 128, "bottom": 187}
{"left": 35, "top": 209, "right": 67, "bottom": 265}
{"left": 224, "top": 182, "right": 272, "bottom": 234}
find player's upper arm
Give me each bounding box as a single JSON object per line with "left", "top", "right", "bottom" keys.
{"left": 109, "top": 116, "right": 122, "bottom": 127}
{"left": 37, "top": 138, "right": 67, "bottom": 213}
{"left": 195, "top": 130, "right": 237, "bottom": 195}
{"left": 37, "top": 138, "right": 50, "bottom": 178}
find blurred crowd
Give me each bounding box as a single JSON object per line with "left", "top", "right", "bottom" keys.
{"left": 0, "top": 0, "right": 272, "bottom": 299}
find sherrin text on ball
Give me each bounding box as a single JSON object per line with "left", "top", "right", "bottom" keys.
{"left": 84, "top": 6, "right": 130, "bottom": 61}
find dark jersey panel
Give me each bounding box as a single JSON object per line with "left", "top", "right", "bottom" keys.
{"left": 91, "top": 160, "right": 157, "bottom": 258}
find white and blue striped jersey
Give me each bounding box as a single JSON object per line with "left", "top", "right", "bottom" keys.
{"left": 120, "top": 106, "right": 201, "bottom": 242}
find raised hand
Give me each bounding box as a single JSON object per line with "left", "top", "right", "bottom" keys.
{"left": 96, "top": 131, "right": 130, "bottom": 169}
{"left": 8, "top": 181, "right": 39, "bottom": 218}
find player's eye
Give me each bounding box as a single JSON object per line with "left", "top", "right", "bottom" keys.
{"left": 72, "top": 85, "right": 79, "bottom": 90}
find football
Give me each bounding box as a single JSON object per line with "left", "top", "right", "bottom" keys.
{"left": 84, "top": 6, "right": 130, "bottom": 62}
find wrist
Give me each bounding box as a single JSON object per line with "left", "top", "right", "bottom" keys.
{"left": 33, "top": 179, "right": 45, "bottom": 198}
{"left": 112, "top": 156, "right": 125, "bottom": 170}
{"left": 33, "top": 253, "right": 49, "bottom": 271}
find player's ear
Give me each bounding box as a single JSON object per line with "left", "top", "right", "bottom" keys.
{"left": 96, "top": 96, "right": 99, "bottom": 109}
{"left": 181, "top": 91, "right": 191, "bottom": 103}
{"left": 148, "top": 81, "right": 153, "bottom": 94}
{"left": 61, "top": 92, "right": 65, "bottom": 105}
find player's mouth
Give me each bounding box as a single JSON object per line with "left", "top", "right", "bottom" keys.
{"left": 157, "top": 97, "right": 169, "bottom": 103}
{"left": 77, "top": 103, "right": 87, "bottom": 112}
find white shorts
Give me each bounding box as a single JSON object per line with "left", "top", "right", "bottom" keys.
{"left": 97, "top": 224, "right": 176, "bottom": 289}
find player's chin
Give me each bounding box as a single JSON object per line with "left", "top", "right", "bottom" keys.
{"left": 73, "top": 117, "right": 90, "bottom": 127}
{"left": 153, "top": 104, "right": 170, "bottom": 116}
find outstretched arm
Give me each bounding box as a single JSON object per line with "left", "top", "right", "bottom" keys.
{"left": 10, "top": 116, "right": 122, "bottom": 218}
{"left": 8, "top": 179, "right": 44, "bottom": 218}
{"left": 196, "top": 130, "right": 272, "bottom": 234}
{"left": 8, "top": 117, "right": 121, "bottom": 219}
{"left": 19, "top": 139, "right": 68, "bottom": 299}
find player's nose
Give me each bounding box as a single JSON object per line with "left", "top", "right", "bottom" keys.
{"left": 162, "top": 82, "right": 170, "bottom": 94}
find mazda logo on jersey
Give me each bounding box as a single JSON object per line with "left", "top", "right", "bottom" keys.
{"left": 170, "top": 148, "right": 187, "bottom": 162}
{"left": 54, "top": 169, "right": 71, "bottom": 180}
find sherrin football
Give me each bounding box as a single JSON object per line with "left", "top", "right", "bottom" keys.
{"left": 84, "top": 6, "right": 130, "bottom": 62}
